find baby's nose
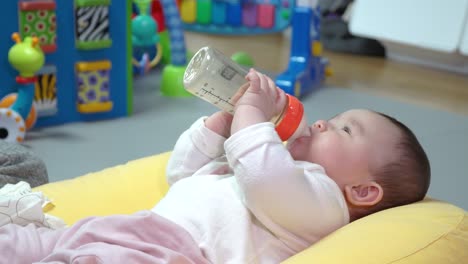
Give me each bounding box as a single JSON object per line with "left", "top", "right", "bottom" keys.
{"left": 312, "top": 120, "right": 328, "bottom": 132}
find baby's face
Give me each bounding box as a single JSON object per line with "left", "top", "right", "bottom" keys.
{"left": 287, "top": 109, "right": 401, "bottom": 190}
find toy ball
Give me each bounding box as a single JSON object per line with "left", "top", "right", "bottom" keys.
{"left": 231, "top": 52, "right": 254, "bottom": 67}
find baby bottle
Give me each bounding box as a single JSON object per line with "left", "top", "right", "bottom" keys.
{"left": 183, "top": 46, "right": 307, "bottom": 141}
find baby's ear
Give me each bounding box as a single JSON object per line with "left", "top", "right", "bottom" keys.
{"left": 344, "top": 181, "right": 383, "bottom": 207}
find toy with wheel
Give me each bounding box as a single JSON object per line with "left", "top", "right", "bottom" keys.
{"left": 0, "top": 93, "right": 37, "bottom": 130}
{"left": 0, "top": 33, "right": 45, "bottom": 143}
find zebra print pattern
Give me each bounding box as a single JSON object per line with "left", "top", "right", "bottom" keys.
{"left": 75, "top": 6, "right": 110, "bottom": 42}
{"left": 34, "top": 73, "right": 57, "bottom": 117}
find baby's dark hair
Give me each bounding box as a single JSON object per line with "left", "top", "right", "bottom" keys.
{"left": 351, "top": 112, "right": 431, "bottom": 221}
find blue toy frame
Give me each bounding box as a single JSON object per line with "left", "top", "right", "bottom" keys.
{"left": 275, "top": 7, "right": 329, "bottom": 97}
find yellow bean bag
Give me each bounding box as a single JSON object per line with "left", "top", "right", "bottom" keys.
{"left": 34, "top": 152, "right": 468, "bottom": 264}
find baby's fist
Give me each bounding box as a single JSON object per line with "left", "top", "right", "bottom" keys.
{"left": 205, "top": 111, "right": 233, "bottom": 138}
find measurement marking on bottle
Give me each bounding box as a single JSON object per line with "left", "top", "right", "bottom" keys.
{"left": 199, "top": 87, "right": 234, "bottom": 107}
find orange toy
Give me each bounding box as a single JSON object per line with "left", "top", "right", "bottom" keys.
{"left": 0, "top": 93, "right": 37, "bottom": 130}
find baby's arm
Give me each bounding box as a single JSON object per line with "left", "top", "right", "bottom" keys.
{"left": 166, "top": 112, "right": 232, "bottom": 185}
{"left": 225, "top": 127, "right": 349, "bottom": 251}
{"left": 227, "top": 69, "right": 348, "bottom": 250}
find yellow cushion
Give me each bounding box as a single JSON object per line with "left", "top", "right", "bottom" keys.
{"left": 283, "top": 199, "right": 468, "bottom": 264}
{"left": 34, "top": 152, "right": 171, "bottom": 224}
{"left": 34, "top": 152, "right": 468, "bottom": 263}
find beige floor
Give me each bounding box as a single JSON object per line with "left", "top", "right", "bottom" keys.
{"left": 185, "top": 32, "right": 468, "bottom": 115}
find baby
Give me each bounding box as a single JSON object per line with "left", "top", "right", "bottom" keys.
{"left": 152, "top": 69, "right": 431, "bottom": 262}
{"left": 0, "top": 69, "right": 430, "bottom": 263}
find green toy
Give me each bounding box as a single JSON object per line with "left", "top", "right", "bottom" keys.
{"left": 231, "top": 52, "right": 254, "bottom": 68}
{"left": 133, "top": 0, "right": 151, "bottom": 15}
{"left": 8, "top": 33, "right": 45, "bottom": 77}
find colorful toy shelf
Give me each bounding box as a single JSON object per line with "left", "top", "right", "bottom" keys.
{"left": 180, "top": 0, "right": 295, "bottom": 34}
{"left": 0, "top": 0, "right": 132, "bottom": 133}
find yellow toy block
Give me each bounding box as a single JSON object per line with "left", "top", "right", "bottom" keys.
{"left": 312, "top": 41, "right": 323, "bottom": 56}
{"left": 180, "top": 0, "right": 196, "bottom": 23}
{"left": 77, "top": 101, "right": 113, "bottom": 113}
{"left": 76, "top": 60, "right": 112, "bottom": 72}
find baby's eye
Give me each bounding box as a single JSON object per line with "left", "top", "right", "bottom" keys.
{"left": 342, "top": 126, "right": 351, "bottom": 134}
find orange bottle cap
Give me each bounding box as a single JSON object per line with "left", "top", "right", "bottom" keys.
{"left": 275, "top": 94, "right": 304, "bottom": 141}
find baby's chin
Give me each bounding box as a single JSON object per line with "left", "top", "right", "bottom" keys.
{"left": 286, "top": 137, "right": 300, "bottom": 150}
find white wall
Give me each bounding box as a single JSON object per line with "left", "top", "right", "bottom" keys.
{"left": 460, "top": 14, "right": 468, "bottom": 55}
{"left": 349, "top": 0, "right": 468, "bottom": 73}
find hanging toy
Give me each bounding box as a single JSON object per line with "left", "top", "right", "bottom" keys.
{"left": 132, "top": 0, "right": 163, "bottom": 74}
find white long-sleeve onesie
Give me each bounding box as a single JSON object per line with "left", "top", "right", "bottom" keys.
{"left": 152, "top": 117, "right": 349, "bottom": 263}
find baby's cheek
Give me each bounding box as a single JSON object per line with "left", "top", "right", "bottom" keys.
{"left": 315, "top": 140, "right": 344, "bottom": 166}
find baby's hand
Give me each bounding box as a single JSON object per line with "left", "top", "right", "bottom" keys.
{"left": 205, "top": 111, "right": 233, "bottom": 138}
{"left": 235, "top": 69, "right": 286, "bottom": 121}
{"left": 231, "top": 69, "right": 287, "bottom": 135}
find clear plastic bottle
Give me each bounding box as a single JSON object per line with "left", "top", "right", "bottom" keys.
{"left": 183, "top": 46, "right": 307, "bottom": 141}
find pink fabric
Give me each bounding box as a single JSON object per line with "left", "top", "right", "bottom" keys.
{"left": 0, "top": 211, "right": 210, "bottom": 264}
